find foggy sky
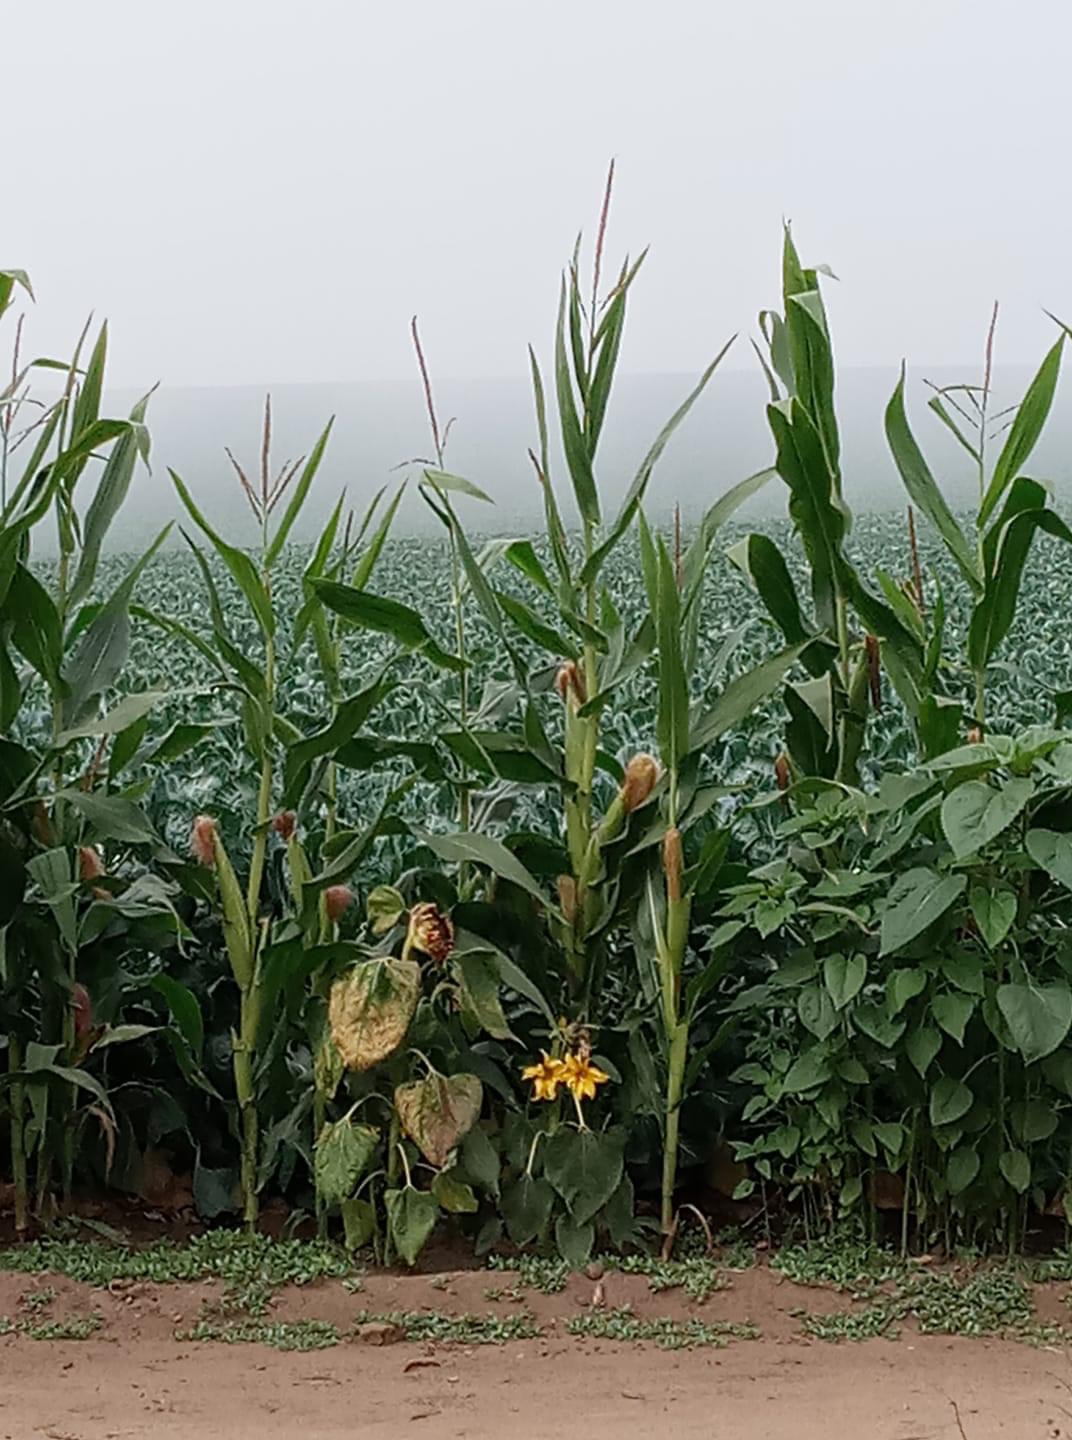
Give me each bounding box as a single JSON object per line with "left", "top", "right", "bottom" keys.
{"left": 9, "top": 0, "right": 1072, "bottom": 398}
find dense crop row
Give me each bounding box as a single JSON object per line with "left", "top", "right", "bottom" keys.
{"left": 5, "top": 182, "right": 1072, "bottom": 1266}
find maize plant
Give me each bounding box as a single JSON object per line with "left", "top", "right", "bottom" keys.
{"left": 170, "top": 398, "right": 334, "bottom": 1227}
{"left": 0, "top": 269, "right": 193, "bottom": 1229}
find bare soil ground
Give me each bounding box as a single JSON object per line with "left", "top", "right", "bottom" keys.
{"left": 2, "top": 1262, "right": 1072, "bottom": 1439}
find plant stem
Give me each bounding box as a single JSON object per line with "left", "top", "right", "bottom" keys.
{"left": 8, "top": 1036, "right": 28, "bottom": 1233}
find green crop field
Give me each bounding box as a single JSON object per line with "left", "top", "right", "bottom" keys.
{"left": 7, "top": 213, "right": 1072, "bottom": 1274}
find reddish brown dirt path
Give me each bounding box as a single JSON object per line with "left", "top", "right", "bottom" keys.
{"left": 1, "top": 1266, "right": 1071, "bottom": 1439}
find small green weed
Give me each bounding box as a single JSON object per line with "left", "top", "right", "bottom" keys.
{"left": 0, "top": 1312, "right": 102, "bottom": 1341}
{"left": 177, "top": 1319, "right": 341, "bottom": 1351}
{"left": 353, "top": 1309, "right": 542, "bottom": 1345}
{"left": 0, "top": 1233, "right": 356, "bottom": 1291}
{"left": 566, "top": 1307, "right": 759, "bottom": 1350}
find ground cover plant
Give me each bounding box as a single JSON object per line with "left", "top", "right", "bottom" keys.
{"left": 5, "top": 174, "right": 1072, "bottom": 1278}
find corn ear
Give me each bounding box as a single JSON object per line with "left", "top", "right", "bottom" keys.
{"left": 211, "top": 829, "right": 253, "bottom": 989}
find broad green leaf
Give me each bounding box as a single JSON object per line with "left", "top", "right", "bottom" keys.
{"left": 385, "top": 1186, "right": 438, "bottom": 1266}
{"left": 1000, "top": 1149, "right": 1031, "bottom": 1194}
{"left": 969, "top": 501, "right": 1072, "bottom": 668}
{"left": 823, "top": 952, "right": 866, "bottom": 1010}
{"left": 997, "top": 981, "right": 1072, "bottom": 1064}
{"left": 57, "top": 688, "right": 170, "bottom": 745}
{"left": 969, "top": 885, "right": 1016, "bottom": 949}
{"left": 150, "top": 974, "right": 204, "bottom": 1060}
{"left": 460, "top": 1126, "right": 501, "bottom": 1198}
{"left": 543, "top": 1127, "right": 624, "bottom": 1224}
{"left": 394, "top": 1072, "right": 482, "bottom": 1169}
{"left": 930, "top": 1076, "right": 972, "bottom": 1127}
{"left": 314, "top": 1116, "right": 378, "bottom": 1208}
{"left": 947, "top": 1146, "right": 980, "bottom": 1195}
{"left": 1026, "top": 829, "right": 1072, "bottom": 890}
{"left": 555, "top": 1213, "right": 595, "bottom": 1268}
{"left": 906, "top": 1024, "right": 942, "bottom": 1077}
{"left": 340, "top": 1198, "right": 376, "bottom": 1252}
{"left": 798, "top": 983, "right": 837, "bottom": 1040}
{"left": 853, "top": 1003, "right": 906, "bottom": 1049}
{"left": 888, "top": 968, "right": 927, "bottom": 1015}
{"left": 767, "top": 398, "right": 844, "bottom": 630}
{"left": 940, "top": 776, "right": 1033, "bottom": 859}
{"left": 431, "top": 1169, "right": 478, "bottom": 1214}
{"left": 879, "top": 868, "right": 966, "bottom": 955}
{"left": 781, "top": 1048, "right": 831, "bottom": 1093}
{"left": 501, "top": 1173, "right": 554, "bottom": 1246}
{"left": 932, "top": 991, "right": 974, "bottom": 1045}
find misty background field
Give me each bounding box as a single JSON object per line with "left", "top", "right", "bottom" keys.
{"left": 83, "top": 362, "right": 1070, "bottom": 554}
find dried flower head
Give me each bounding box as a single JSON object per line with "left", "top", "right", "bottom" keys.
{"left": 190, "top": 815, "right": 218, "bottom": 867}
{"left": 79, "top": 846, "right": 105, "bottom": 882}
{"left": 271, "top": 810, "right": 298, "bottom": 840}
{"left": 324, "top": 884, "right": 355, "bottom": 924}
{"left": 555, "top": 660, "right": 587, "bottom": 706}
{"left": 406, "top": 901, "right": 454, "bottom": 963}
{"left": 621, "top": 752, "right": 658, "bottom": 812}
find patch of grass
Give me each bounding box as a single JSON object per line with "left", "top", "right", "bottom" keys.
{"left": 714, "top": 1229, "right": 757, "bottom": 1272}
{"left": 566, "top": 1306, "right": 759, "bottom": 1350}
{"left": 176, "top": 1318, "right": 340, "bottom": 1351}
{"left": 486, "top": 1255, "right": 571, "bottom": 1294}
{"left": 611, "top": 1255, "right": 728, "bottom": 1304}
{"left": 353, "top": 1309, "right": 542, "bottom": 1345}
{"left": 772, "top": 1235, "right": 905, "bottom": 1295}
{"left": 18, "top": 1285, "right": 56, "bottom": 1313}
{"left": 0, "top": 1312, "right": 102, "bottom": 1341}
{"left": 0, "top": 1233, "right": 356, "bottom": 1291}
{"left": 799, "top": 1265, "right": 1049, "bottom": 1343}
{"left": 487, "top": 1250, "right": 731, "bottom": 1303}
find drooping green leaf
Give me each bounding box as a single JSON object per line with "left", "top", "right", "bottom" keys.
{"left": 997, "top": 981, "right": 1072, "bottom": 1064}
{"left": 312, "top": 579, "right": 462, "bottom": 671}
{"left": 823, "top": 952, "right": 866, "bottom": 1010}
{"left": 385, "top": 1186, "right": 438, "bottom": 1267}
{"left": 314, "top": 1116, "right": 379, "bottom": 1208}
{"left": 940, "top": 776, "right": 1033, "bottom": 859}
{"left": 879, "top": 868, "right": 966, "bottom": 955}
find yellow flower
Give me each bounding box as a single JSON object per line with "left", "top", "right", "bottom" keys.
{"left": 560, "top": 1052, "right": 610, "bottom": 1103}
{"left": 521, "top": 1052, "right": 565, "bottom": 1102}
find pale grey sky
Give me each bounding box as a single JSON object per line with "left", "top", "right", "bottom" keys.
{"left": 8, "top": 0, "right": 1072, "bottom": 391}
